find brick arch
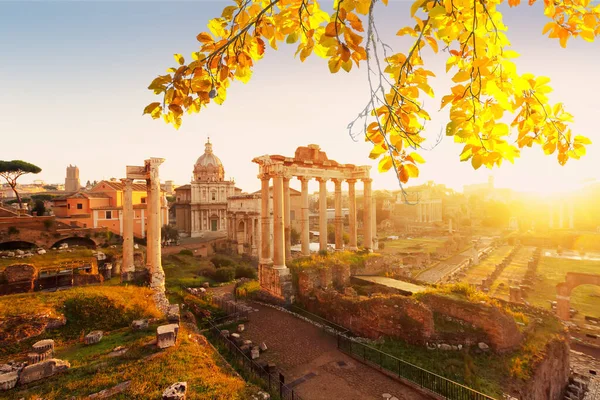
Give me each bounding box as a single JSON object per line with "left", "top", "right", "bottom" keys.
{"left": 51, "top": 236, "right": 98, "bottom": 249}
{"left": 556, "top": 272, "right": 600, "bottom": 320}
{"left": 0, "top": 240, "right": 37, "bottom": 251}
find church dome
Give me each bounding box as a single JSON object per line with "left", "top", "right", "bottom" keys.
{"left": 193, "top": 139, "right": 225, "bottom": 182}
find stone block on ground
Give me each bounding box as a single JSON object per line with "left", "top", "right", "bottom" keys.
{"left": 259, "top": 342, "right": 267, "bottom": 352}
{"left": 202, "top": 282, "right": 210, "bottom": 289}
{"left": 251, "top": 347, "right": 260, "bottom": 360}
{"left": 167, "top": 305, "right": 181, "bottom": 324}
{"left": 230, "top": 333, "right": 240, "bottom": 340}
{"left": 243, "top": 340, "right": 253, "bottom": 347}
{"left": 220, "top": 330, "right": 229, "bottom": 338}
{"left": 478, "top": 342, "right": 490, "bottom": 351}
{"left": 32, "top": 339, "right": 54, "bottom": 354}
{"left": 237, "top": 324, "right": 245, "bottom": 333}
{"left": 18, "top": 359, "right": 70, "bottom": 385}
{"left": 0, "top": 371, "right": 19, "bottom": 391}
{"left": 108, "top": 346, "right": 128, "bottom": 357}
{"left": 28, "top": 348, "right": 53, "bottom": 364}
{"left": 162, "top": 381, "right": 187, "bottom": 400}
{"left": 88, "top": 381, "right": 131, "bottom": 399}
{"left": 157, "top": 324, "right": 179, "bottom": 349}
{"left": 131, "top": 319, "right": 149, "bottom": 330}
{"left": 85, "top": 331, "right": 104, "bottom": 345}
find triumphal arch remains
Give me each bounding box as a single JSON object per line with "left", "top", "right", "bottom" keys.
{"left": 253, "top": 144, "right": 374, "bottom": 301}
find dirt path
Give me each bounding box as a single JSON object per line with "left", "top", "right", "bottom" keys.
{"left": 241, "top": 303, "right": 428, "bottom": 400}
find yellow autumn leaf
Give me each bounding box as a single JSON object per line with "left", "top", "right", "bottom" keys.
{"left": 174, "top": 54, "right": 184, "bottom": 65}
{"left": 404, "top": 163, "right": 419, "bottom": 178}
{"left": 378, "top": 156, "right": 393, "bottom": 172}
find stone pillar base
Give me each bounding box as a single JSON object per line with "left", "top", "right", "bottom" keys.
{"left": 259, "top": 263, "right": 293, "bottom": 303}
{"left": 120, "top": 272, "right": 134, "bottom": 283}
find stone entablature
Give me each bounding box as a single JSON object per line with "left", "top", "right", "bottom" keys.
{"left": 252, "top": 144, "right": 375, "bottom": 301}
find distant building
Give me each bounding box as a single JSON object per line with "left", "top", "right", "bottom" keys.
{"left": 65, "top": 165, "right": 80, "bottom": 193}
{"left": 52, "top": 179, "right": 168, "bottom": 237}
{"left": 174, "top": 139, "right": 241, "bottom": 237}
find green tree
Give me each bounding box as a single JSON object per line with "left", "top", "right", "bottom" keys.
{"left": 32, "top": 199, "right": 46, "bottom": 216}
{"left": 290, "top": 227, "right": 301, "bottom": 245}
{"left": 0, "top": 160, "right": 42, "bottom": 209}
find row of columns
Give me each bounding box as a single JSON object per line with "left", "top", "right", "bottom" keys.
{"left": 416, "top": 200, "right": 442, "bottom": 223}
{"left": 549, "top": 202, "right": 574, "bottom": 229}
{"left": 260, "top": 173, "right": 373, "bottom": 271}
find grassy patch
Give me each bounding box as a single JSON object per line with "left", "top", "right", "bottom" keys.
{"left": 0, "top": 249, "right": 96, "bottom": 271}
{"left": 380, "top": 237, "right": 447, "bottom": 254}
{"left": 6, "top": 325, "right": 253, "bottom": 400}
{"left": 463, "top": 246, "right": 513, "bottom": 285}
{"left": 526, "top": 255, "right": 600, "bottom": 326}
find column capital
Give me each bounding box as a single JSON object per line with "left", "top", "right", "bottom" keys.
{"left": 346, "top": 178, "right": 357, "bottom": 184}
{"left": 331, "top": 178, "right": 343, "bottom": 185}
{"left": 297, "top": 176, "right": 311, "bottom": 183}
{"left": 361, "top": 178, "right": 373, "bottom": 183}
{"left": 258, "top": 173, "right": 271, "bottom": 182}
{"left": 120, "top": 178, "right": 133, "bottom": 186}
{"left": 145, "top": 157, "right": 165, "bottom": 169}
{"left": 316, "top": 177, "right": 328, "bottom": 183}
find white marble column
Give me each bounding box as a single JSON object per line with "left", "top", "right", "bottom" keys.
{"left": 363, "top": 178, "right": 373, "bottom": 251}
{"left": 317, "top": 178, "right": 328, "bottom": 252}
{"left": 273, "top": 172, "right": 286, "bottom": 269}
{"left": 559, "top": 203, "right": 564, "bottom": 229}
{"left": 283, "top": 177, "right": 292, "bottom": 260}
{"left": 333, "top": 179, "right": 343, "bottom": 251}
{"left": 121, "top": 178, "right": 134, "bottom": 280}
{"left": 260, "top": 176, "right": 272, "bottom": 265}
{"left": 348, "top": 179, "right": 358, "bottom": 250}
{"left": 300, "top": 177, "right": 310, "bottom": 256}
{"left": 569, "top": 201, "right": 574, "bottom": 229}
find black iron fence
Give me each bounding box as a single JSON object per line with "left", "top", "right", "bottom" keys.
{"left": 287, "top": 304, "right": 495, "bottom": 400}
{"left": 337, "top": 336, "right": 495, "bottom": 400}
{"left": 206, "top": 317, "right": 304, "bottom": 400}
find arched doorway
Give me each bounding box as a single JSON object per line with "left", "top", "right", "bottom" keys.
{"left": 0, "top": 241, "right": 37, "bottom": 251}
{"left": 51, "top": 237, "right": 97, "bottom": 249}
{"left": 556, "top": 272, "right": 600, "bottom": 320}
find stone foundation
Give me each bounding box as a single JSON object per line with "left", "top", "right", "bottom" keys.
{"left": 18, "top": 359, "right": 70, "bottom": 385}
{"left": 258, "top": 264, "right": 293, "bottom": 303}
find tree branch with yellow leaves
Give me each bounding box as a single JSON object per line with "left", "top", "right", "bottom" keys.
{"left": 145, "top": 0, "right": 595, "bottom": 185}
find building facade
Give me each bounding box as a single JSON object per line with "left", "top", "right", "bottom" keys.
{"left": 174, "top": 139, "right": 241, "bottom": 237}
{"left": 65, "top": 165, "right": 80, "bottom": 192}
{"left": 52, "top": 179, "right": 168, "bottom": 237}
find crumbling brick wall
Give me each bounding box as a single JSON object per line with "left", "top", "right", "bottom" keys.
{"left": 420, "top": 293, "right": 523, "bottom": 352}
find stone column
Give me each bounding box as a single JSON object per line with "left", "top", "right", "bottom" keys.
{"left": 260, "top": 176, "right": 272, "bottom": 264}
{"left": 121, "top": 178, "right": 134, "bottom": 281}
{"left": 569, "top": 201, "right": 574, "bottom": 229}
{"left": 272, "top": 172, "right": 286, "bottom": 269}
{"left": 317, "top": 178, "right": 328, "bottom": 252}
{"left": 148, "top": 158, "right": 165, "bottom": 291}
{"left": 333, "top": 179, "right": 343, "bottom": 251}
{"left": 363, "top": 178, "right": 373, "bottom": 251}
{"left": 300, "top": 177, "right": 310, "bottom": 256}
{"left": 348, "top": 179, "right": 358, "bottom": 250}
{"left": 559, "top": 202, "right": 564, "bottom": 229}
{"left": 283, "top": 176, "right": 292, "bottom": 260}
{"left": 372, "top": 197, "right": 377, "bottom": 250}
{"left": 146, "top": 178, "right": 154, "bottom": 272}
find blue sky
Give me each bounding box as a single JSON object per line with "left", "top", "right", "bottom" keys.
{"left": 1, "top": 1, "right": 598, "bottom": 195}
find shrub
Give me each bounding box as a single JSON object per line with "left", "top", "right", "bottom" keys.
{"left": 235, "top": 280, "right": 260, "bottom": 298}
{"left": 63, "top": 293, "right": 150, "bottom": 337}
{"left": 43, "top": 219, "right": 54, "bottom": 230}
{"left": 198, "top": 263, "right": 217, "bottom": 278}
{"left": 211, "top": 255, "right": 234, "bottom": 268}
{"left": 7, "top": 226, "right": 19, "bottom": 235}
{"left": 214, "top": 267, "right": 235, "bottom": 282}
{"left": 235, "top": 265, "right": 257, "bottom": 279}
{"left": 179, "top": 249, "right": 194, "bottom": 256}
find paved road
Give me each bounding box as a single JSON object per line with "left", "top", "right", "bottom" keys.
{"left": 242, "top": 303, "right": 428, "bottom": 400}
